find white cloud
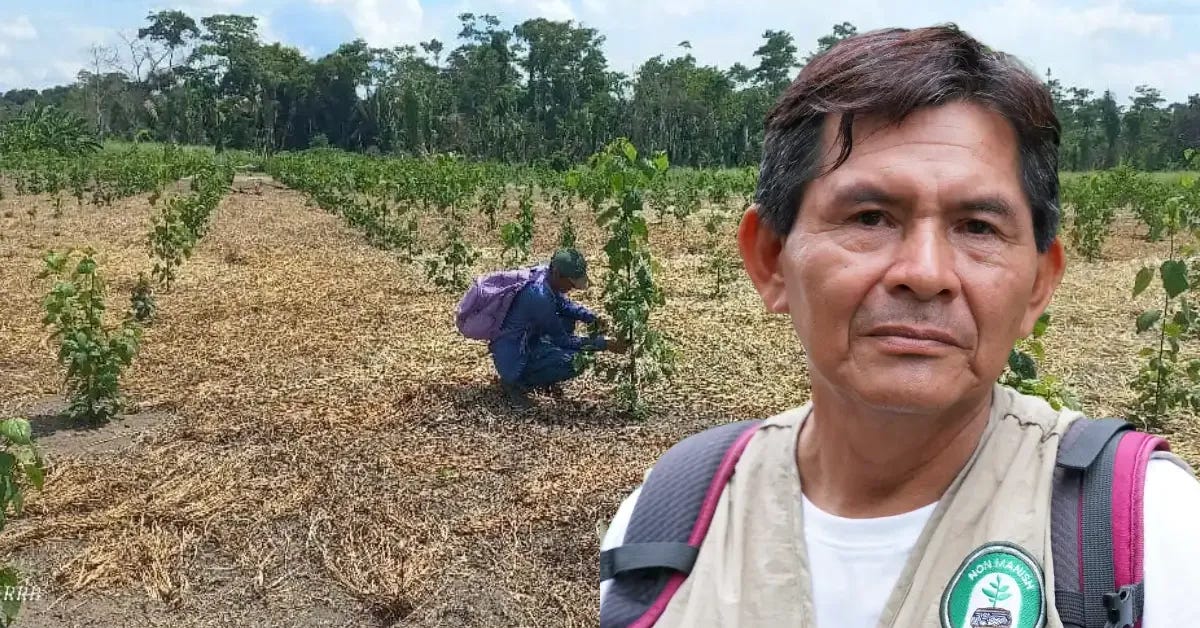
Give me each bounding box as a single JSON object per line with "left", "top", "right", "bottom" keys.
{"left": 311, "top": 0, "right": 425, "bottom": 46}
{"left": 965, "top": 0, "right": 1169, "bottom": 42}
{"left": 530, "top": 0, "right": 575, "bottom": 21}
{"left": 185, "top": 0, "right": 251, "bottom": 9}
{"left": 0, "top": 0, "right": 1196, "bottom": 106}
{"left": 573, "top": 0, "right": 1193, "bottom": 102}
{"left": 577, "top": 0, "right": 711, "bottom": 21}
{"left": 255, "top": 13, "right": 283, "bottom": 44}
{"left": 948, "top": 0, "right": 1183, "bottom": 101}
{"left": 485, "top": 0, "right": 577, "bottom": 21}
{"left": 0, "top": 67, "right": 20, "bottom": 86}
{"left": 1100, "top": 52, "right": 1200, "bottom": 96}
{"left": 0, "top": 15, "right": 38, "bottom": 40}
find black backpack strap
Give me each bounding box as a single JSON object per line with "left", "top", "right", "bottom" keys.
{"left": 1051, "top": 417, "right": 1136, "bottom": 628}
{"left": 600, "top": 543, "right": 699, "bottom": 582}
{"left": 600, "top": 420, "right": 762, "bottom": 628}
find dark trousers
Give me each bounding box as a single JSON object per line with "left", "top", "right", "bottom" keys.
{"left": 518, "top": 338, "right": 581, "bottom": 388}
{"left": 494, "top": 315, "right": 582, "bottom": 389}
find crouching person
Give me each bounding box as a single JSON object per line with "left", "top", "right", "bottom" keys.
{"left": 487, "top": 248, "right": 626, "bottom": 408}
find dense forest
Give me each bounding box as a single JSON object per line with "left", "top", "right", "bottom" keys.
{"left": 1, "top": 12, "right": 1197, "bottom": 170}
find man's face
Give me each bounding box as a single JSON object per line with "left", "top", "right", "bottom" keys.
{"left": 548, "top": 270, "right": 574, "bottom": 294}
{"left": 746, "top": 101, "right": 1064, "bottom": 414}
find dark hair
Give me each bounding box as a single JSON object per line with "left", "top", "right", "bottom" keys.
{"left": 756, "top": 24, "right": 1061, "bottom": 252}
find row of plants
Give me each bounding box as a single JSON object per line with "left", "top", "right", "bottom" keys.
{"left": 1063, "top": 158, "right": 1200, "bottom": 260}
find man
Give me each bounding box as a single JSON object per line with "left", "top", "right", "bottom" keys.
{"left": 491, "top": 248, "right": 626, "bottom": 408}
{"left": 599, "top": 25, "right": 1200, "bottom": 626}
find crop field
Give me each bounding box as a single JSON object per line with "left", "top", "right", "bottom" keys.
{"left": 0, "top": 141, "right": 1199, "bottom": 628}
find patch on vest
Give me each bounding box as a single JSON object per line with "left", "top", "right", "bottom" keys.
{"left": 940, "top": 542, "right": 1045, "bottom": 628}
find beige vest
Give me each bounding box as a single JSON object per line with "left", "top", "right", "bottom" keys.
{"left": 656, "top": 383, "right": 1079, "bottom": 628}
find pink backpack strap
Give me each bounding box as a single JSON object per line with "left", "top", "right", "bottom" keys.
{"left": 1051, "top": 418, "right": 1169, "bottom": 628}
{"left": 1109, "top": 429, "right": 1168, "bottom": 627}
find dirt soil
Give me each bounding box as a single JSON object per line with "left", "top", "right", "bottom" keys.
{"left": 0, "top": 177, "right": 1197, "bottom": 627}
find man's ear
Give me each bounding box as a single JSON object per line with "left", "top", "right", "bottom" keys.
{"left": 1019, "top": 237, "right": 1066, "bottom": 336}
{"left": 738, "top": 205, "right": 790, "bottom": 314}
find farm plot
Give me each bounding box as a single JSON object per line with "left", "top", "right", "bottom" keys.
{"left": 0, "top": 168, "right": 1197, "bottom": 627}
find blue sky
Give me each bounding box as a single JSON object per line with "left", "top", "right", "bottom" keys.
{"left": 1, "top": 0, "right": 1198, "bottom": 104}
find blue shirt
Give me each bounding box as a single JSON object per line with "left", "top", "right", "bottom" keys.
{"left": 490, "top": 271, "right": 606, "bottom": 382}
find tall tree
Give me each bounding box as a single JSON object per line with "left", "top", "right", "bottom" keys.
{"left": 752, "top": 30, "right": 798, "bottom": 91}
{"left": 138, "top": 10, "right": 200, "bottom": 72}
{"left": 1099, "top": 90, "right": 1121, "bottom": 168}
{"left": 513, "top": 18, "right": 615, "bottom": 163}
{"left": 1124, "top": 85, "right": 1166, "bottom": 169}
{"left": 445, "top": 13, "right": 522, "bottom": 159}
{"left": 6, "top": 11, "right": 1195, "bottom": 169}
{"left": 807, "top": 22, "right": 858, "bottom": 62}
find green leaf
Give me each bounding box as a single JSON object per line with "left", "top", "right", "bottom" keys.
{"left": 597, "top": 206, "right": 618, "bottom": 225}
{"left": 1032, "top": 313, "right": 1050, "bottom": 338}
{"left": 1137, "top": 309, "right": 1162, "bottom": 333}
{"left": 0, "top": 419, "right": 31, "bottom": 446}
{"left": 1133, "top": 266, "right": 1154, "bottom": 298}
{"left": 1165, "top": 322, "right": 1184, "bottom": 338}
{"left": 1188, "top": 360, "right": 1200, "bottom": 382}
{"left": 1178, "top": 299, "right": 1196, "bottom": 329}
{"left": 652, "top": 153, "right": 669, "bottom": 173}
{"left": 1162, "top": 260, "right": 1189, "bottom": 298}
{"left": 23, "top": 458, "right": 44, "bottom": 491}
{"left": 1008, "top": 350, "right": 1037, "bottom": 380}
{"left": 630, "top": 217, "right": 649, "bottom": 240}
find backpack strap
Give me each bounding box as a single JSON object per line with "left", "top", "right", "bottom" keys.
{"left": 1051, "top": 417, "right": 1170, "bottom": 628}
{"left": 599, "top": 420, "right": 762, "bottom": 628}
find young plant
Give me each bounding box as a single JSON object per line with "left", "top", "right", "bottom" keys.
{"left": 551, "top": 192, "right": 577, "bottom": 249}
{"left": 147, "top": 163, "right": 232, "bottom": 289}
{"left": 1129, "top": 175, "right": 1200, "bottom": 428}
{"left": 700, "top": 208, "right": 741, "bottom": 297}
{"left": 388, "top": 204, "right": 421, "bottom": 262}
{"left": 0, "top": 416, "right": 45, "bottom": 628}
{"left": 999, "top": 312, "right": 1080, "bottom": 411}
{"left": 423, "top": 155, "right": 481, "bottom": 290}
{"left": 1062, "top": 173, "right": 1117, "bottom": 261}
{"left": 424, "top": 215, "right": 479, "bottom": 289}
{"left": 500, "top": 185, "right": 535, "bottom": 264}
{"left": 149, "top": 195, "right": 194, "bottom": 289}
{"left": 479, "top": 180, "right": 504, "bottom": 230}
{"left": 578, "top": 138, "right": 677, "bottom": 418}
{"left": 40, "top": 249, "right": 142, "bottom": 424}
{"left": 671, "top": 184, "right": 700, "bottom": 226}
{"left": 129, "top": 273, "right": 157, "bottom": 324}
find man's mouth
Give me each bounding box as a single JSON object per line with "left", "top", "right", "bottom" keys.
{"left": 865, "top": 325, "right": 962, "bottom": 348}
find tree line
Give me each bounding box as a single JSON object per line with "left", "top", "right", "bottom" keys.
{"left": 1, "top": 12, "right": 1197, "bottom": 170}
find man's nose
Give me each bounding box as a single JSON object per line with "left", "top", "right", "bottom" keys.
{"left": 883, "top": 223, "right": 960, "bottom": 301}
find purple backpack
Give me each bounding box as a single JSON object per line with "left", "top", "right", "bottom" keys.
{"left": 600, "top": 417, "right": 1189, "bottom": 628}
{"left": 455, "top": 265, "right": 545, "bottom": 341}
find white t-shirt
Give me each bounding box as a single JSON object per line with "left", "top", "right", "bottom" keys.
{"left": 599, "top": 460, "right": 1200, "bottom": 626}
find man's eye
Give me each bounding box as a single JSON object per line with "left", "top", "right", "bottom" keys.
{"left": 856, "top": 211, "right": 885, "bottom": 226}
{"left": 965, "top": 219, "right": 996, "bottom": 235}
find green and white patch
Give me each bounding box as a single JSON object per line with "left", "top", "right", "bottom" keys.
{"left": 940, "top": 543, "right": 1045, "bottom": 628}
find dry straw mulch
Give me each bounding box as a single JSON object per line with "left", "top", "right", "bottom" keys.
{"left": 0, "top": 181, "right": 1195, "bottom": 627}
